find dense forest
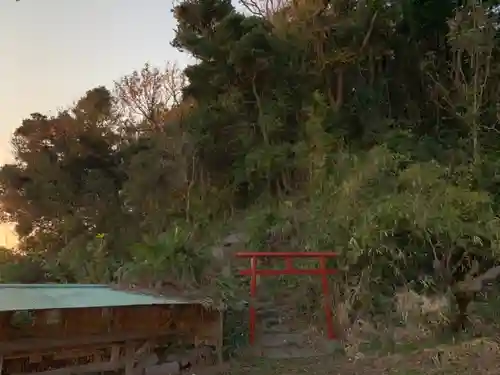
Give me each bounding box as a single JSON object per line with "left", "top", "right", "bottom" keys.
{"left": 3, "top": 0, "right": 500, "bottom": 330}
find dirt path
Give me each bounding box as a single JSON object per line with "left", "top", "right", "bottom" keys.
{"left": 225, "top": 337, "right": 500, "bottom": 375}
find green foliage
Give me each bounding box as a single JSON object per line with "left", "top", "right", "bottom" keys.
{"left": 120, "top": 224, "right": 210, "bottom": 287}
{"left": 302, "top": 147, "right": 500, "bottom": 287}
{"left": 3, "top": 0, "right": 500, "bottom": 331}
{"left": 0, "top": 248, "right": 47, "bottom": 283}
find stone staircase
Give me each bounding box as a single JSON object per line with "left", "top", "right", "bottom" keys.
{"left": 253, "top": 305, "right": 342, "bottom": 359}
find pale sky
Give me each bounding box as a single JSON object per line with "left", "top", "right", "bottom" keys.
{"left": 0, "top": 0, "right": 191, "bottom": 165}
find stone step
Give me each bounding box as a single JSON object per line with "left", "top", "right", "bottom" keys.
{"left": 259, "top": 333, "right": 305, "bottom": 348}
{"left": 261, "top": 316, "right": 288, "bottom": 326}
{"left": 257, "top": 346, "right": 321, "bottom": 359}
{"left": 256, "top": 307, "right": 281, "bottom": 317}
{"left": 254, "top": 338, "right": 343, "bottom": 359}
{"left": 262, "top": 325, "right": 293, "bottom": 333}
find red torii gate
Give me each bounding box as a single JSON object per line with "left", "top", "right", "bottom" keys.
{"left": 235, "top": 251, "right": 337, "bottom": 344}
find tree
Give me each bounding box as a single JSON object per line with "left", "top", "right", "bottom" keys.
{"left": 0, "top": 87, "right": 126, "bottom": 280}
{"left": 169, "top": 0, "right": 500, "bottom": 326}
{"left": 8, "top": 0, "right": 500, "bottom": 331}
{"left": 114, "top": 62, "right": 186, "bottom": 133}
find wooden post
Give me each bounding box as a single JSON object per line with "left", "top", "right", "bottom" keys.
{"left": 125, "top": 341, "right": 135, "bottom": 375}
{"left": 319, "top": 256, "right": 335, "bottom": 339}
{"left": 249, "top": 256, "right": 257, "bottom": 345}
{"left": 217, "top": 309, "right": 224, "bottom": 364}
{"left": 110, "top": 344, "right": 120, "bottom": 364}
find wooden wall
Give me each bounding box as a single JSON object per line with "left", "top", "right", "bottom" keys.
{"left": 0, "top": 304, "right": 220, "bottom": 344}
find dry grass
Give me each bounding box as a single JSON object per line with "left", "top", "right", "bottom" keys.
{"left": 226, "top": 338, "right": 500, "bottom": 375}
{"left": 221, "top": 289, "right": 500, "bottom": 375}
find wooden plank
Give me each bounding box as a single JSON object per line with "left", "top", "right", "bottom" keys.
{"left": 110, "top": 344, "right": 120, "bottom": 362}
{"left": 134, "top": 340, "right": 152, "bottom": 361}
{"left": 134, "top": 340, "right": 155, "bottom": 374}
{"left": 12, "top": 358, "right": 126, "bottom": 375}
{"left": 217, "top": 310, "right": 224, "bottom": 364}
{"left": 4, "top": 342, "right": 123, "bottom": 360}
{"left": 2, "top": 319, "right": 222, "bottom": 371}
{"left": 0, "top": 330, "right": 175, "bottom": 355}
{"left": 29, "top": 353, "right": 42, "bottom": 363}
{"left": 52, "top": 348, "right": 104, "bottom": 361}
{"left": 124, "top": 341, "right": 135, "bottom": 375}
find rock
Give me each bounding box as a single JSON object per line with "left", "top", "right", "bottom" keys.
{"left": 211, "top": 232, "right": 247, "bottom": 258}
{"left": 222, "top": 232, "right": 248, "bottom": 246}
{"left": 137, "top": 353, "right": 160, "bottom": 368}
{"left": 165, "top": 353, "right": 180, "bottom": 363}
{"left": 211, "top": 232, "right": 249, "bottom": 277}
{"left": 144, "top": 362, "right": 181, "bottom": 375}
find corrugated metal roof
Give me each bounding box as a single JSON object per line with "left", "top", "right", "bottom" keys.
{"left": 0, "top": 284, "right": 196, "bottom": 311}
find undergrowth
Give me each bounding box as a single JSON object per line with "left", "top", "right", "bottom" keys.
{"left": 224, "top": 288, "right": 500, "bottom": 375}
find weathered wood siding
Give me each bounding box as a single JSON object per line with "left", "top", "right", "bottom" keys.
{"left": 0, "top": 304, "right": 220, "bottom": 345}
